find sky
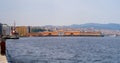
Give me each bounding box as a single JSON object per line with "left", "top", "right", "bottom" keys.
{"left": 0, "top": 0, "right": 120, "bottom": 26}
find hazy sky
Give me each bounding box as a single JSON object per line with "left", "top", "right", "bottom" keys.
{"left": 0, "top": 0, "right": 120, "bottom": 26}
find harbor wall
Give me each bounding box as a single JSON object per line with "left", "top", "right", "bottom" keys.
{"left": 26, "top": 31, "right": 102, "bottom": 37}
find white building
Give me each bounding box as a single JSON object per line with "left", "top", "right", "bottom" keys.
{"left": 2, "top": 24, "right": 11, "bottom": 36}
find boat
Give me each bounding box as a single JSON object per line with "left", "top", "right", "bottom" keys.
{"left": 10, "top": 21, "right": 19, "bottom": 39}
{"left": 2, "top": 30, "right": 19, "bottom": 39}
{"left": 2, "top": 35, "right": 19, "bottom": 39}
{"left": 10, "top": 32, "right": 19, "bottom": 39}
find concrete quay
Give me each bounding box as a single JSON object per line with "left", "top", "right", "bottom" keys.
{"left": 0, "top": 54, "right": 7, "bottom": 63}
{"left": 0, "top": 38, "right": 7, "bottom": 63}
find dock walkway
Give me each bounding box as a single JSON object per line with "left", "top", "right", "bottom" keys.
{"left": 0, "top": 54, "right": 7, "bottom": 63}
{"left": 0, "top": 47, "right": 7, "bottom": 63}
{"left": 0, "top": 46, "right": 7, "bottom": 63}
{"left": 0, "top": 40, "right": 7, "bottom": 63}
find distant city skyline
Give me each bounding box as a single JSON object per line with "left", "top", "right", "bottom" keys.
{"left": 0, "top": 0, "right": 120, "bottom": 26}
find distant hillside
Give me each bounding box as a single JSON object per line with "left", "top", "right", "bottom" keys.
{"left": 70, "top": 23, "right": 120, "bottom": 30}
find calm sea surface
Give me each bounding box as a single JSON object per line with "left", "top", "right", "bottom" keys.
{"left": 6, "top": 37, "right": 120, "bottom": 63}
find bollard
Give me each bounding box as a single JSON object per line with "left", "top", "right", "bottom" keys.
{"left": 0, "top": 38, "right": 6, "bottom": 55}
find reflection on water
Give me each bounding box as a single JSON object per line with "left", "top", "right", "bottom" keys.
{"left": 6, "top": 37, "right": 120, "bottom": 63}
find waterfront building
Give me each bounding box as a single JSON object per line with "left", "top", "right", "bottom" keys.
{"left": 0, "top": 23, "right": 2, "bottom": 35}
{"left": 2, "top": 24, "right": 11, "bottom": 36}
{"left": 64, "top": 31, "right": 80, "bottom": 36}
{"left": 28, "top": 26, "right": 31, "bottom": 33}
{"left": 31, "top": 26, "right": 47, "bottom": 32}
{"left": 16, "top": 26, "right": 28, "bottom": 36}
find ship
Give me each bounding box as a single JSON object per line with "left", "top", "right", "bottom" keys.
{"left": 10, "top": 30, "right": 19, "bottom": 39}
{"left": 10, "top": 21, "right": 19, "bottom": 39}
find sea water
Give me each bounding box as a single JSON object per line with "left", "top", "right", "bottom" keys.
{"left": 6, "top": 37, "right": 120, "bottom": 63}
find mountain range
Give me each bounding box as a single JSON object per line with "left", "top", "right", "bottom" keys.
{"left": 69, "top": 23, "right": 120, "bottom": 30}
